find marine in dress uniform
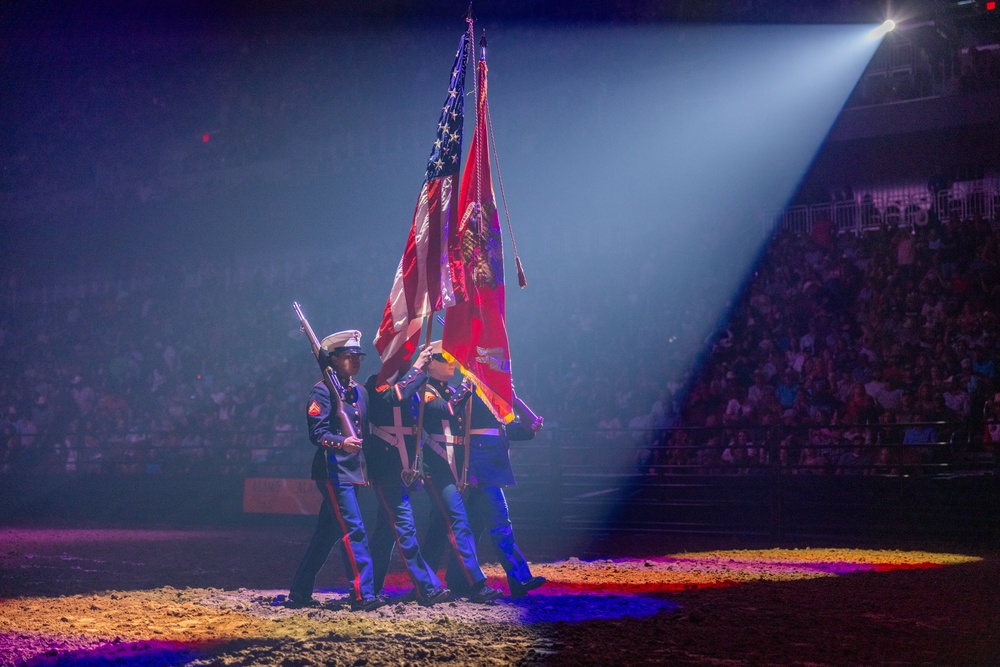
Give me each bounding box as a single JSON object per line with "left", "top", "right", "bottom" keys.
{"left": 364, "top": 346, "right": 451, "bottom": 606}
{"left": 288, "top": 330, "right": 386, "bottom": 612}
{"left": 460, "top": 387, "right": 546, "bottom": 598}
{"left": 417, "top": 342, "right": 502, "bottom": 603}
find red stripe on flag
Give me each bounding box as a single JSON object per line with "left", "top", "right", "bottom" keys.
{"left": 422, "top": 179, "right": 446, "bottom": 313}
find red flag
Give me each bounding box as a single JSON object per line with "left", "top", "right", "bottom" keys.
{"left": 442, "top": 53, "right": 515, "bottom": 423}
{"left": 374, "top": 31, "right": 472, "bottom": 389}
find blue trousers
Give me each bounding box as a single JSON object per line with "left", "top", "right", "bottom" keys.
{"left": 290, "top": 479, "right": 375, "bottom": 602}
{"left": 421, "top": 476, "right": 486, "bottom": 590}
{"left": 370, "top": 480, "right": 443, "bottom": 599}
{"left": 464, "top": 484, "right": 533, "bottom": 584}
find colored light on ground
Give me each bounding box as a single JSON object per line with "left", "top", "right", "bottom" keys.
{"left": 478, "top": 547, "right": 977, "bottom": 597}
{"left": 1, "top": 548, "right": 980, "bottom": 664}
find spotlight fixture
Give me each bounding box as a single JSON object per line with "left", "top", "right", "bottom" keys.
{"left": 867, "top": 19, "right": 897, "bottom": 40}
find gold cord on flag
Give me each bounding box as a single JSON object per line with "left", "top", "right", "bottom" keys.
{"left": 485, "top": 101, "right": 527, "bottom": 288}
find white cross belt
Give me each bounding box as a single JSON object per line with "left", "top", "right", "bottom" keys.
{"left": 370, "top": 406, "right": 411, "bottom": 471}
{"left": 424, "top": 421, "right": 461, "bottom": 481}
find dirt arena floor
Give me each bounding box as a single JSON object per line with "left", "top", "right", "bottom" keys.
{"left": 2, "top": 526, "right": 999, "bottom": 666}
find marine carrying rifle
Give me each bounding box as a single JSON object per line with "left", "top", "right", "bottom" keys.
{"left": 292, "top": 302, "right": 359, "bottom": 443}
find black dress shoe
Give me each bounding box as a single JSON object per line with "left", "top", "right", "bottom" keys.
{"left": 394, "top": 589, "right": 420, "bottom": 603}
{"left": 467, "top": 581, "right": 502, "bottom": 603}
{"left": 285, "top": 592, "right": 321, "bottom": 608}
{"left": 508, "top": 575, "right": 546, "bottom": 599}
{"left": 350, "top": 595, "right": 388, "bottom": 612}
{"left": 419, "top": 587, "right": 453, "bottom": 607}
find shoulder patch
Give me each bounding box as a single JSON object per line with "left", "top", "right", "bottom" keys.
{"left": 423, "top": 390, "right": 437, "bottom": 404}
{"left": 307, "top": 400, "right": 322, "bottom": 416}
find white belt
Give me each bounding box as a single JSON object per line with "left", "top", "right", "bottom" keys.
{"left": 423, "top": 424, "right": 461, "bottom": 481}
{"left": 371, "top": 407, "right": 411, "bottom": 471}
{"left": 370, "top": 424, "right": 403, "bottom": 445}
{"left": 469, "top": 428, "right": 500, "bottom": 436}
{"left": 427, "top": 434, "right": 463, "bottom": 445}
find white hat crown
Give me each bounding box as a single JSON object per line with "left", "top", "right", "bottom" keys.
{"left": 320, "top": 329, "right": 363, "bottom": 354}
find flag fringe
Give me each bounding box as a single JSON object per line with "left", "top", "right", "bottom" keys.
{"left": 441, "top": 350, "right": 516, "bottom": 424}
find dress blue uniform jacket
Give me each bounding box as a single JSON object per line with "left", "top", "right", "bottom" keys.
{"left": 306, "top": 380, "right": 368, "bottom": 485}
{"left": 363, "top": 368, "right": 424, "bottom": 481}
{"left": 465, "top": 394, "right": 535, "bottom": 487}
{"left": 419, "top": 377, "right": 469, "bottom": 484}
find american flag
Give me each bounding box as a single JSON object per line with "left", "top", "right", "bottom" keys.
{"left": 373, "top": 31, "right": 472, "bottom": 389}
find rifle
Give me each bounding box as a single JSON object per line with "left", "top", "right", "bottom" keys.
{"left": 292, "top": 301, "right": 359, "bottom": 442}
{"left": 513, "top": 394, "right": 540, "bottom": 427}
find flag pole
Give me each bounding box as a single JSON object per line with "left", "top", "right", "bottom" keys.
{"left": 408, "top": 315, "right": 435, "bottom": 485}
{"left": 458, "top": 389, "right": 473, "bottom": 492}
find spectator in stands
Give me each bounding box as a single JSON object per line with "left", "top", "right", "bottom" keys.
{"left": 775, "top": 370, "right": 800, "bottom": 410}
{"left": 746, "top": 371, "right": 774, "bottom": 412}
{"left": 695, "top": 415, "right": 723, "bottom": 472}
{"left": 901, "top": 411, "right": 937, "bottom": 468}
{"left": 797, "top": 443, "right": 828, "bottom": 475}
{"left": 720, "top": 429, "right": 751, "bottom": 473}
{"left": 722, "top": 385, "right": 752, "bottom": 426}
{"left": 943, "top": 376, "right": 972, "bottom": 419}
{"left": 972, "top": 345, "right": 996, "bottom": 383}
{"left": 835, "top": 432, "right": 873, "bottom": 475}
{"left": 842, "top": 383, "right": 880, "bottom": 425}
{"left": 664, "top": 429, "right": 692, "bottom": 468}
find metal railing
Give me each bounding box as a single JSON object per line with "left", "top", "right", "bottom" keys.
{"left": 3, "top": 422, "right": 998, "bottom": 540}
{"left": 2, "top": 421, "right": 995, "bottom": 479}
{"left": 533, "top": 421, "right": 998, "bottom": 540}
{"left": 1, "top": 428, "right": 315, "bottom": 478}
{"left": 775, "top": 176, "right": 1000, "bottom": 236}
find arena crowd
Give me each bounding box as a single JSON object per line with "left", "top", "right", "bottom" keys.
{"left": 2, "top": 197, "right": 999, "bottom": 478}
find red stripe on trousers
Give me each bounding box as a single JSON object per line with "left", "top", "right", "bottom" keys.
{"left": 325, "top": 480, "right": 363, "bottom": 601}
{"left": 374, "top": 484, "right": 422, "bottom": 591}
{"left": 425, "top": 477, "right": 475, "bottom": 587}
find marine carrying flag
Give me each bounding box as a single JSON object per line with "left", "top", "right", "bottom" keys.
{"left": 442, "top": 52, "right": 515, "bottom": 423}
{"left": 373, "top": 31, "right": 472, "bottom": 389}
